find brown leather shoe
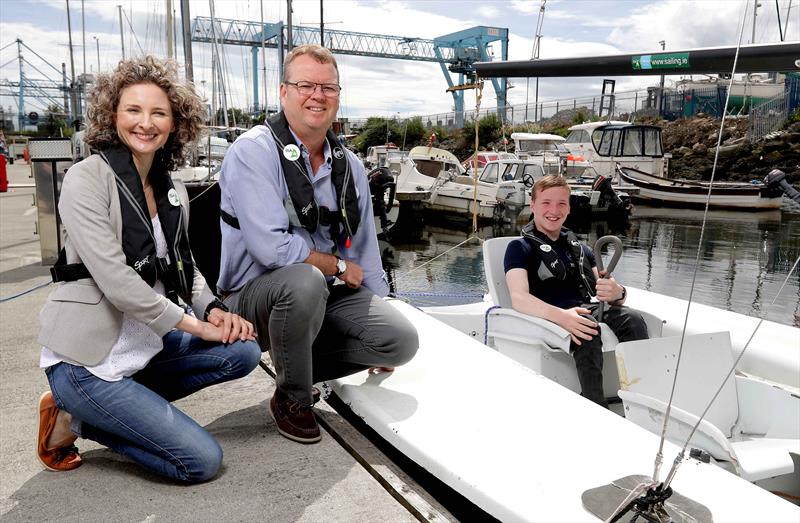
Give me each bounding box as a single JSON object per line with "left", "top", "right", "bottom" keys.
{"left": 37, "top": 392, "right": 82, "bottom": 471}
{"left": 269, "top": 389, "right": 321, "bottom": 444}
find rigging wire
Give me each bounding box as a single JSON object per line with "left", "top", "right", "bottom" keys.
{"left": 122, "top": 7, "right": 145, "bottom": 56}
{"left": 650, "top": 0, "right": 750, "bottom": 487}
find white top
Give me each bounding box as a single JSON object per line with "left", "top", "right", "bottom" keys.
{"left": 41, "top": 214, "right": 170, "bottom": 381}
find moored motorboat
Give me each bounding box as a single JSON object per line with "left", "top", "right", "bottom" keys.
{"left": 618, "top": 166, "right": 784, "bottom": 209}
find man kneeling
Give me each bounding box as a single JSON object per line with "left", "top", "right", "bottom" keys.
{"left": 504, "top": 176, "right": 648, "bottom": 408}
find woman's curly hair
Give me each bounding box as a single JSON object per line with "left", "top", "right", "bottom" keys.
{"left": 84, "top": 56, "right": 205, "bottom": 171}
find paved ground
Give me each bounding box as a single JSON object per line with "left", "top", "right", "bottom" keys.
{"left": 0, "top": 162, "right": 418, "bottom": 523}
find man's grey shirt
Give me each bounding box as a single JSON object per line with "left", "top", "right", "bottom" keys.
{"left": 217, "top": 125, "right": 389, "bottom": 296}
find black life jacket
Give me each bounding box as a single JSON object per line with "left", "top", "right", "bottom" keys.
{"left": 51, "top": 145, "right": 195, "bottom": 302}
{"left": 520, "top": 221, "right": 597, "bottom": 303}
{"left": 265, "top": 111, "right": 360, "bottom": 246}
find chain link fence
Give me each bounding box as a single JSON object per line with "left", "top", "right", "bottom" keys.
{"left": 747, "top": 92, "right": 789, "bottom": 143}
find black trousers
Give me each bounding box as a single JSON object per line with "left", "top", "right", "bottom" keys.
{"left": 570, "top": 304, "right": 649, "bottom": 408}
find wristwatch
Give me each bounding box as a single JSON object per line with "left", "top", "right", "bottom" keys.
{"left": 204, "top": 298, "right": 229, "bottom": 321}
{"left": 335, "top": 256, "right": 347, "bottom": 276}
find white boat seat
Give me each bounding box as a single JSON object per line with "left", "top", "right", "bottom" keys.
{"left": 616, "top": 332, "right": 800, "bottom": 482}
{"left": 482, "top": 237, "right": 663, "bottom": 397}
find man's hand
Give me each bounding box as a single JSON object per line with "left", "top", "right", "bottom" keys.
{"left": 206, "top": 308, "right": 257, "bottom": 344}
{"left": 338, "top": 260, "right": 364, "bottom": 289}
{"left": 595, "top": 272, "right": 624, "bottom": 304}
{"left": 556, "top": 307, "right": 599, "bottom": 345}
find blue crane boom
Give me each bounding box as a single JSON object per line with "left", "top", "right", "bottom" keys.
{"left": 190, "top": 17, "right": 508, "bottom": 126}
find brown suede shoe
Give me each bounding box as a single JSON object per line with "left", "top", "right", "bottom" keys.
{"left": 37, "top": 392, "right": 82, "bottom": 472}
{"left": 269, "top": 389, "right": 321, "bottom": 444}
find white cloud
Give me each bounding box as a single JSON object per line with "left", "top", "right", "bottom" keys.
{"left": 4, "top": 0, "right": 796, "bottom": 123}
{"left": 476, "top": 6, "right": 501, "bottom": 19}
{"left": 510, "top": 0, "right": 537, "bottom": 15}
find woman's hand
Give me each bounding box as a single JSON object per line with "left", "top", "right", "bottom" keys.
{"left": 176, "top": 312, "right": 256, "bottom": 344}
{"left": 206, "top": 308, "right": 256, "bottom": 343}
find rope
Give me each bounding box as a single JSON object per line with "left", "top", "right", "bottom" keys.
{"left": 483, "top": 305, "right": 501, "bottom": 345}
{"left": 394, "top": 292, "right": 484, "bottom": 299}
{"left": 188, "top": 180, "right": 219, "bottom": 203}
{"left": 471, "top": 79, "right": 484, "bottom": 234}
{"left": 653, "top": 0, "right": 749, "bottom": 490}
{"left": 391, "top": 235, "right": 483, "bottom": 281}
{"left": 0, "top": 279, "right": 51, "bottom": 303}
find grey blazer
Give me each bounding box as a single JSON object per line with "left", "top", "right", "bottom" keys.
{"left": 38, "top": 154, "right": 216, "bottom": 365}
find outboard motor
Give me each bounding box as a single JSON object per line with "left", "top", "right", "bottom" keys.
{"left": 592, "top": 174, "right": 632, "bottom": 220}
{"left": 368, "top": 166, "right": 396, "bottom": 231}
{"left": 765, "top": 169, "right": 800, "bottom": 204}
{"left": 495, "top": 180, "right": 528, "bottom": 224}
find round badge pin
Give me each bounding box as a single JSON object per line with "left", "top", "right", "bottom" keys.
{"left": 333, "top": 147, "right": 344, "bottom": 159}
{"left": 540, "top": 244, "right": 552, "bottom": 253}
{"left": 167, "top": 188, "right": 181, "bottom": 207}
{"left": 283, "top": 144, "right": 301, "bottom": 161}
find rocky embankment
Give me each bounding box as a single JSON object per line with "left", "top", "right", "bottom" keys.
{"left": 655, "top": 114, "right": 800, "bottom": 184}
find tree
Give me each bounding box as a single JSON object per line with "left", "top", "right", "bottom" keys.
{"left": 352, "top": 117, "right": 403, "bottom": 154}
{"left": 214, "top": 107, "right": 253, "bottom": 127}
{"left": 38, "top": 105, "right": 68, "bottom": 136}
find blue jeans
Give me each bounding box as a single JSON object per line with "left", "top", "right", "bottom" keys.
{"left": 45, "top": 330, "right": 261, "bottom": 483}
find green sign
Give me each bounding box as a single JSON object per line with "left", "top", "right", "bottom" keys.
{"left": 632, "top": 52, "right": 690, "bottom": 70}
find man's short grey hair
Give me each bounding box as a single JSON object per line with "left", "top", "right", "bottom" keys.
{"left": 282, "top": 45, "right": 339, "bottom": 82}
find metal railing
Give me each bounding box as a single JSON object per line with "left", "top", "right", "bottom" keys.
{"left": 747, "top": 92, "right": 788, "bottom": 143}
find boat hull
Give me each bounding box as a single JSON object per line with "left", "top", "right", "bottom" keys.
{"left": 329, "top": 300, "right": 800, "bottom": 521}
{"left": 619, "top": 168, "right": 784, "bottom": 210}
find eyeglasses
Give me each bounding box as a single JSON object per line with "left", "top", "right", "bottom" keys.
{"left": 285, "top": 81, "right": 341, "bottom": 98}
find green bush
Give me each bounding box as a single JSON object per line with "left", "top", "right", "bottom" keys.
{"left": 401, "top": 117, "right": 425, "bottom": 147}
{"left": 351, "top": 117, "right": 404, "bottom": 154}
{"left": 462, "top": 112, "right": 502, "bottom": 146}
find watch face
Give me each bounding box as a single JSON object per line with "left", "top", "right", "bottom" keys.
{"left": 337, "top": 259, "right": 347, "bottom": 275}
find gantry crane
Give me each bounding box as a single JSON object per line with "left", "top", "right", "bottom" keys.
{"left": 191, "top": 17, "right": 508, "bottom": 127}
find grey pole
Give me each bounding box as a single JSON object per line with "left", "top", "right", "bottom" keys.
{"left": 180, "top": 0, "right": 193, "bottom": 82}
{"left": 658, "top": 40, "right": 665, "bottom": 117}
{"left": 118, "top": 5, "right": 125, "bottom": 60}
{"left": 93, "top": 36, "right": 100, "bottom": 72}
{"left": 166, "top": 0, "right": 174, "bottom": 59}
{"left": 66, "top": 0, "right": 81, "bottom": 126}
{"left": 81, "top": 0, "right": 86, "bottom": 77}
{"left": 320, "top": 0, "right": 324, "bottom": 46}
{"left": 287, "top": 0, "right": 293, "bottom": 52}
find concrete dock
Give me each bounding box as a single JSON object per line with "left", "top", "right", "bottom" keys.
{"left": 0, "top": 162, "right": 447, "bottom": 522}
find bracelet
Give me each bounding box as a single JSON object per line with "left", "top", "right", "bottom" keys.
{"left": 616, "top": 285, "right": 627, "bottom": 303}
{"left": 204, "top": 298, "right": 229, "bottom": 321}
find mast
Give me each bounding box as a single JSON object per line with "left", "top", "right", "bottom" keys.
{"left": 525, "top": 0, "right": 546, "bottom": 123}
{"left": 66, "top": 0, "right": 80, "bottom": 126}
{"left": 320, "top": 0, "right": 324, "bottom": 46}
{"left": 180, "top": 0, "right": 193, "bottom": 81}
{"left": 287, "top": 0, "right": 293, "bottom": 52}
{"left": 208, "top": 0, "right": 229, "bottom": 128}
{"left": 16, "top": 39, "right": 24, "bottom": 130}
{"left": 166, "top": 0, "right": 174, "bottom": 59}
{"left": 260, "top": 0, "right": 267, "bottom": 113}
{"left": 118, "top": 5, "right": 125, "bottom": 60}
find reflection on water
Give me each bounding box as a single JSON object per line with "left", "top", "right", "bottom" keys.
{"left": 382, "top": 207, "right": 800, "bottom": 327}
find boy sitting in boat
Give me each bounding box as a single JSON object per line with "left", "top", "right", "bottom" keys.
{"left": 504, "top": 175, "right": 648, "bottom": 407}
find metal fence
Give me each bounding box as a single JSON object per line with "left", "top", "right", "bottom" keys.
{"left": 747, "top": 92, "right": 788, "bottom": 143}
{"left": 347, "top": 85, "right": 739, "bottom": 132}
{"left": 348, "top": 87, "right": 660, "bottom": 132}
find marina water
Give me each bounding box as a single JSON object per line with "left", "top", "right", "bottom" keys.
{"left": 383, "top": 205, "right": 800, "bottom": 327}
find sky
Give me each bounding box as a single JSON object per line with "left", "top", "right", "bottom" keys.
{"left": 0, "top": 0, "right": 798, "bottom": 124}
